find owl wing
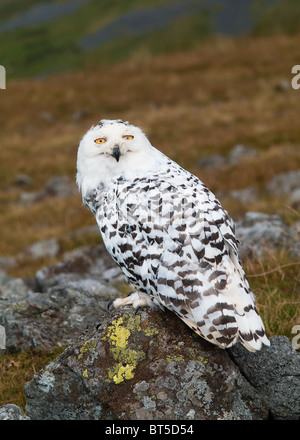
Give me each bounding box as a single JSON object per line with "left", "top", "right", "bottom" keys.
{"left": 100, "top": 172, "right": 269, "bottom": 351}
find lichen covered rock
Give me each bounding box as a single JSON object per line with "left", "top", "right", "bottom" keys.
{"left": 25, "top": 308, "right": 268, "bottom": 420}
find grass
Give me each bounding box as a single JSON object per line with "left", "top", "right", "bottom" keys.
{"left": 0, "top": 29, "right": 300, "bottom": 412}
{"left": 246, "top": 252, "right": 300, "bottom": 339}
{"left": 0, "top": 347, "right": 65, "bottom": 410}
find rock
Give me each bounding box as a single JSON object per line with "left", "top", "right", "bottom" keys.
{"left": 0, "top": 404, "right": 30, "bottom": 420}
{"left": 19, "top": 175, "right": 77, "bottom": 205}
{"left": 0, "top": 256, "right": 18, "bottom": 270}
{"left": 13, "top": 174, "right": 32, "bottom": 186}
{"left": 236, "top": 212, "right": 296, "bottom": 259}
{"left": 266, "top": 169, "right": 300, "bottom": 196}
{"left": 71, "top": 109, "right": 87, "bottom": 123}
{"left": 290, "top": 188, "right": 300, "bottom": 208}
{"left": 228, "top": 144, "right": 257, "bottom": 165}
{"left": 227, "top": 187, "right": 258, "bottom": 204}
{"left": 21, "top": 238, "right": 60, "bottom": 260}
{"left": 197, "top": 154, "right": 227, "bottom": 169}
{"left": 24, "top": 308, "right": 269, "bottom": 420}
{"left": 39, "top": 111, "right": 55, "bottom": 122}
{"left": 217, "top": 187, "right": 258, "bottom": 205}
{"left": 35, "top": 244, "right": 123, "bottom": 292}
{"left": 0, "top": 271, "right": 32, "bottom": 302}
{"left": 0, "top": 246, "right": 121, "bottom": 351}
{"left": 197, "top": 145, "right": 257, "bottom": 169}
{"left": 229, "top": 336, "right": 300, "bottom": 420}
{"left": 44, "top": 175, "right": 77, "bottom": 198}
{"left": 274, "top": 79, "right": 291, "bottom": 92}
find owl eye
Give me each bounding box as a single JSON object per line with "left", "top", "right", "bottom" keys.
{"left": 123, "top": 135, "right": 134, "bottom": 140}
{"left": 94, "top": 138, "right": 106, "bottom": 144}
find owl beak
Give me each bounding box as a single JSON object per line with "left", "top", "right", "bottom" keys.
{"left": 112, "top": 145, "right": 121, "bottom": 162}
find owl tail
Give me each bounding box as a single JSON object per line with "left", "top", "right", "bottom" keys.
{"left": 236, "top": 310, "right": 270, "bottom": 352}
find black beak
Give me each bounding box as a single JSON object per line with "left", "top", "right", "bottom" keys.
{"left": 112, "top": 145, "right": 121, "bottom": 162}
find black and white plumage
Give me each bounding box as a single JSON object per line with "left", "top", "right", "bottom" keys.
{"left": 76, "top": 119, "right": 270, "bottom": 352}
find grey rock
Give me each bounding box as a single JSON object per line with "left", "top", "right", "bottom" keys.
{"left": 236, "top": 212, "right": 296, "bottom": 259}
{"left": 25, "top": 309, "right": 269, "bottom": 420}
{"left": 19, "top": 175, "right": 77, "bottom": 205}
{"left": 21, "top": 238, "right": 60, "bottom": 260}
{"left": 290, "top": 188, "right": 300, "bottom": 208}
{"left": 229, "top": 144, "right": 257, "bottom": 165}
{"left": 0, "top": 245, "right": 120, "bottom": 351}
{"left": 266, "top": 169, "right": 300, "bottom": 196}
{"left": 229, "top": 336, "right": 300, "bottom": 420}
{"left": 36, "top": 244, "right": 122, "bottom": 292}
{"left": 228, "top": 187, "right": 258, "bottom": 204}
{"left": 44, "top": 175, "right": 77, "bottom": 198}
{"left": 0, "top": 404, "right": 30, "bottom": 420}
{"left": 197, "top": 154, "right": 227, "bottom": 169}
{"left": 39, "top": 111, "right": 55, "bottom": 122}
{"left": 0, "top": 271, "right": 32, "bottom": 301}
{"left": 13, "top": 174, "right": 32, "bottom": 186}
{"left": 197, "top": 144, "right": 257, "bottom": 169}
{"left": 217, "top": 186, "right": 258, "bottom": 205}
{"left": 0, "top": 256, "right": 18, "bottom": 270}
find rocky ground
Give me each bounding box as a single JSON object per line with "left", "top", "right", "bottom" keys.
{"left": 0, "top": 177, "right": 299, "bottom": 419}
{"left": 0, "top": 156, "right": 300, "bottom": 421}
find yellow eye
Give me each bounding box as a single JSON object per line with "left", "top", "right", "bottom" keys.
{"left": 123, "top": 135, "right": 134, "bottom": 140}
{"left": 94, "top": 138, "right": 106, "bottom": 144}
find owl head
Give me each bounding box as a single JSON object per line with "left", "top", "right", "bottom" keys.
{"left": 76, "top": 119, "right": 159, "bottom": 196}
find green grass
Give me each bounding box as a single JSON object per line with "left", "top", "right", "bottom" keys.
{"left": 0, "top": 0, "right": 45, "bottom": 23}
{"left": 0, "top": 0, "right": 181, "bottom": 79}
{"left": 2, "top": 0, "right": 300, "bottom": 79}
{"left": 252, "top": 0, "right": 300, "bottom": 35}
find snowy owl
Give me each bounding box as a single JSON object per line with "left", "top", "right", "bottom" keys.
{"left": 76, "top": 119, "right": 270, "bottom": 352}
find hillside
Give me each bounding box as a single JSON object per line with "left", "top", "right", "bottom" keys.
{"left": 1, "top": 0, "right": 300, "bottom": 79}
{"left": 0, "top": 1, "right": 299, "bottom": 411}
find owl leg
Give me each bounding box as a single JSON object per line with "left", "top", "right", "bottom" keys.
{"left": 107, "top": 291, "right": 142, "bottom": 311}
{"left": 107, "top": 291, "right": 155, "bottom": 311}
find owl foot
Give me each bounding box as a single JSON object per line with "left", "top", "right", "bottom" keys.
{"left": 107, "top": 291, "right": 142, "bottom": 311}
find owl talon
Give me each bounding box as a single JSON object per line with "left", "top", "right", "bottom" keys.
{"left": 107, "top": 299, "right": 115, "bottom": 310}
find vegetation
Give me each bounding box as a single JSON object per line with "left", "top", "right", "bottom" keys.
{"left": 0, "top": 0, "right": 299, "bottom": 412}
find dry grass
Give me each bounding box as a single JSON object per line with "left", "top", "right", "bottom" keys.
{"left": 0, "top": 348, "right": 64, "bottom": 409}
{"left": 0, "top": 32, "right": 300, "bottom": 410}
{"left": 245, "top": 252, "right": 300, "bottom": 339}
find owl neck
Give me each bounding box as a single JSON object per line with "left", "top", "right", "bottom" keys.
{"left": 77, "top": 146, "right": 166, "bottom": 199}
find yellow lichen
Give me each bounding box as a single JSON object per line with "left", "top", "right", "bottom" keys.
{"left": 105, "top": 317, "right": 131, "bottom": 348}
{"left": 78, "top": 339, "right": 97, "bottom": 360}
{"left": 82, "top": 369, "right": 89, "bottom": 378}
{"left": 111, "top": 364, "right": 136, "bottom": 384}
{"left": 103, "top": 314, "right": 145, "bottom": 384}
{"left": 166, "top": 354, "right": 184, "bottom": 363}
{"left": 144, "top": 325, "right": 159, "bottom": 337}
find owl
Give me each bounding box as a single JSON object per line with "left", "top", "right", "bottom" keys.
{"left": 76, "top": 119, "right": 270, "bottom": 352}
